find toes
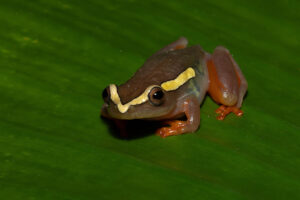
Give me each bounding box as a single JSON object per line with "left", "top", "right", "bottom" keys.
{"left": 217, "top": 113, "right": 227, "bottom": 120}
{"left": 216, "top": 106, "right": 244, "bottom": 120}
{"left": 156, "top": 121, "right": 187, "bottom": 137}
{"left": 233, "top": 108, "right": 243, "bottom": 116}
{"left": 167, "top": 120, "right": 185, "bottom": 128}
{"left": 156, "top": 127, "right": 177, "bottom": 138}
{"left": 215, "top": 105, "right": 226, "bottom": 114}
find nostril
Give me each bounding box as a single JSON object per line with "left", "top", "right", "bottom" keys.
{"left": 102, "top": 87, "right": 110, "bottom": 104}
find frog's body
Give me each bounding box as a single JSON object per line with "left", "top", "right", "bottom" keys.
{"left": 101, "top": 37, "right": 247, "bottom": 137}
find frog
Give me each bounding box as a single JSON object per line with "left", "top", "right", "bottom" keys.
{"left": 101, "top": 37, "right": 248, "bottom": 138}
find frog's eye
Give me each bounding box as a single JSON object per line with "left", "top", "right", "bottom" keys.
{"left": 102, "top": 86, "right": 110, "bottom": 104}
{"left": 149, "top": 87, "right": 165, "bottom": 106}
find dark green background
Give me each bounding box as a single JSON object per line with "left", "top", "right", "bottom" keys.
{"left": 0, "top": 0, "right": 299, "bottom": 199}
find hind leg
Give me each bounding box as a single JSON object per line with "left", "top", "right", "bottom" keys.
{"left": 151, "top": 37, "right": 188, "bottom": 57}
{"left": 207, "top": 46, "right": 248, "bottom": 120}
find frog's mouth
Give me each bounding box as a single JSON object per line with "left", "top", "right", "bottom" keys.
{"left": 101, "top": 103, "right": 146, "bottom": 120}
{"left": 101, "top": 99, "right": 177, "bottom": 120}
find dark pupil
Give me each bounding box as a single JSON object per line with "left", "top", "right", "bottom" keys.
{"left": 153, "top": 90, "right": 163, "bottom": 100}
{"left": 102, "top": 88, "right": 108, "bottom": 99}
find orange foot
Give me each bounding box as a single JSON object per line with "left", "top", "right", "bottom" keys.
{"left": 215, "top": 105, "right": 243, "bottom": 120}
{"left": 156, "top": 120, "right": 186, "bottom": 138}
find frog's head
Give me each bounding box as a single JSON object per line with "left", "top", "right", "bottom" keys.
{"left": 101, "top": 44, "right": 201, "bottom": 120}
{"left": 101, "top": 84, "right": 177, "bottom": 120}
{"left": 101, "top": 66, "right": 196, "bottom": 120}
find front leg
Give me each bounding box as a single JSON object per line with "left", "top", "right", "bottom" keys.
{"left": 156, "top": 97, "right": 200, "bottom": 138}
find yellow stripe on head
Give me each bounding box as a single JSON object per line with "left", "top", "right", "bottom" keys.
{"left": 161, "top": 67, "right": 195, "bottom": 91}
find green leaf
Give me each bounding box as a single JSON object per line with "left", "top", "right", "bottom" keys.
{"left": 0, "top": 0, "right": 299, "bottom": 199}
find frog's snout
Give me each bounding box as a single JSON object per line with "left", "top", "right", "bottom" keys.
{"left": 102, "top": 86, "right": 110, "bottom": 105}
{"left": 101, "top": 85, "right": 112, "bottom": 118}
